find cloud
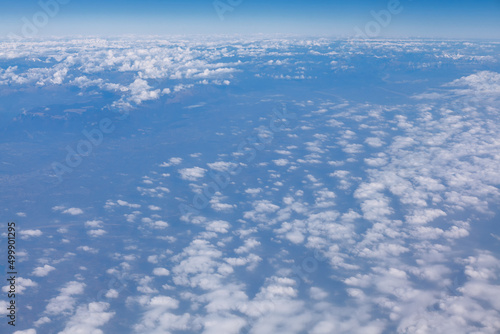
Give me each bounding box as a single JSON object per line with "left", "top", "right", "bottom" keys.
{"left": 77, "top": 246, "right": 98, "bottom": 254}
{"left": 245, "top": 188, "right": 262, "bottom": 195}
{"left": 206, "top": 220, "right": 231, "bottom": 233}
{"left": 85, "top": 220, "right": 103, "bottom": 228}
{"left": 447, "top": 71, "right": 500, "bottom": 96}
{"left": 45, "top": 281, "right": 86, "bottom": 315}
{"left": 88, "top": 229, "right": 107, "bottom": 237}
{"left": 365, "top": 137, "right": 385, "bottom": 148}
{"left": 34, "top": 316, "right": 51, "bottom": 327}
{"left": 32, "top": 265, "right": 56, "bottom": 277}
{"left": 207, "top": 161, "right": 238, "bottom": 172}
{"left": 131, "top": 294, "right": 190, "bottom": 333}
{"left": 171, "top": 239, "right": 228, "bottom": 290}
{"left": 58, "top": 302, "right": 115, "bottom": 334}
{"left": 105, "top": 289, "right": 119, "bottom": 298}
{"left": 179, "top": 167, "right": 207, "bottom": 181}
{"left": 152, "top": 268, "right": 170, "bottom": 276}
{"left": 2, "top": 277, "right": 37, "bottom": 294}
{"left": 5, "top": 38, "right": 500, "bottom": 334}
{"left": 20, "top": 229, "right": 42, "bottom": 239}
{"left": 210, "top": 196, "right": 236, "bottom": 212}
{"left": 116, "top": 200, "right": 141, "bottom": 208}
{"left": 406, "top": 209, "right": 446, "bottom": 225}
{"left": 310, "top": 287, "right": 329, "bottom": 300}
{"left": 273, "top": 159, "right": 289, "bottom": 166}
{"left": 160, "top": 157, "right": 183, "bottom": 167}
{"left": 13, "top": 330, "right": 36, "bottom": 334}
{"left": 243, "top": 200, "right": 280, "bottom": 223}
{"left": 62, "top": 207, "right": 84, "bottom": 215}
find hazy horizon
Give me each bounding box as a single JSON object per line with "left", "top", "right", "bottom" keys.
{"left": 1, "top": 0, "right": 499, "bottom": 39}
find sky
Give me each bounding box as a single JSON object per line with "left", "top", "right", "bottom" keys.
{"left": 0, "top": 0, "right": 500, "bottom": 39}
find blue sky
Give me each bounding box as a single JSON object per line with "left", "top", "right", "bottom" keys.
{"left": 1, "top": 0, "right": 499, "bottom": 39}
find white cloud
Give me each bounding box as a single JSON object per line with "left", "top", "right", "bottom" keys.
{"left": 310, "top": 287, "right": 329, "bottom": 300}
{"left": 45, "top": 281, "right": 85, "bottom": 315}
{"left": 88, "top": 229, "right": 107, "bottom": 237}
{"left": 85, "top": 220, "right": 103, "bottom": 228}
{"left": 13, "top": 329, "right": 36, "bottom": 334}
{"left": 116, "top": 200, "right": 141, "bottom": 208}
{"left": 105, "top": 289, "right": 119, "bottom": 298}
{"left": 152, "top": 268, "right": 170, "bottom": 276}
{"left": 365, "top": 137, "right": 384, "bottom": 148}
{"left": 160, "top": 157, "right": 183, "bottom": 167}
{"left": 447, "top": 71, "right": 500, "bottom": 96}
{"left": 32, "top": 265, "right": 56, "bottom": 277}
{"left": 206, "top": 220, "right": 231, "bottom": 233}
{"left": 207, "top": 161, "right": 238, "bottom": 172}
{"left": 245, "top": 188, "right": 262, "bottom": 195}
{"left": 58, "top": 302, "right": 115, "bottom": 334}
{"left": 2, "top": 277, "right": 37, "bottom": 294}
{"left": 34, "top": 316, "right": 51, "bottom": 327}
{"left": 179, "top": 167, "right": 207, "bottom": 181}
{"left": 406, "top": 209, "right": 446, "bottom": 225}
{"left": 77, "top": 246, "right": 98, "bottom": 254}
{"left": 62, "top": 207, "right": 83, "bottom": 215}
{"left": 273, "top": 159, "right": 289, "bottom": 166}
{"left": 20, "top": 229, "right": 42, "bottom": 239}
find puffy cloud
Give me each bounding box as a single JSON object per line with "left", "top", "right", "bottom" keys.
{"left": 160, "top": 157, "right": 183, "bottom": 167}
{"left": 207, "top": 161, "right": 238, "bottom": 172}
{"left": 88, "top": 229, "right": 107, "bottom": 237}
{"left": 179, "top": 167, "right": 207, "bottom": 181}
{"left": 310, "top": 287, "right": 328, "bottom": 300}
{"left": 85, "top": 220, "right": 103, "bottom": 228}
{"left": 58, "top": 302, "right": 115, "bottom": 334}
{"left": 34, "top": 316, "right": 51, "bottom": 327}
{"left": 206, "top": 220, "right": 231, "bottom": 233}
{"left": 32, "top": 265, "right": 56, "bottom": 277}
{"left": 20, "top": 229, "right": 43, "bottom": 239}
{"left": 4, "top": 38, "right": 500, "bottom": 334}
{"left": 243, "top": 200, "right": 280, "bottom": 223}
{"left": 132, "top": 294, "right": 189, "bottom": 333}
{"left": 273, "top": 159, "right": 289, "bottom": 166}
{"left": 171, "top": 239, "right": 228, "bottom": 290}
{"left": 2, "top": 277, "right": 37, "bottom": 294}
{"left": 406, "top": 209, "right": 446, "bottom": 225}
{"left": 210, "top": 196, "right": 236, "bottom": 212}
{"left": 105, "top": 289, "right": 119, "bottom": 298}
{"left": 62, "top": 207, "right": 84, "bottom": 215}
{"left": 152, "top": 268, "right": 170, "bottom": 276}
{"left": 365, "top": 137, "right": 385, "bottom": 148}
{"left": 116, "top": 200, "right": 141, "bottom": 208}
{"left": 77, "top": 246, "right": 98, "bottom": 254}
{"left": 13, "top": 330, "right": 36, "bottom": 334}
{"left": 447, "top": 71, "right": 500, "bottom": 96}
{"left": 45, "top": 281, "right": 86, "bottom": 315}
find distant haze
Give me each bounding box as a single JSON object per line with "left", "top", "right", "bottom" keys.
{"left": 0, "top": 0, "right": 499, "bottom": 39}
